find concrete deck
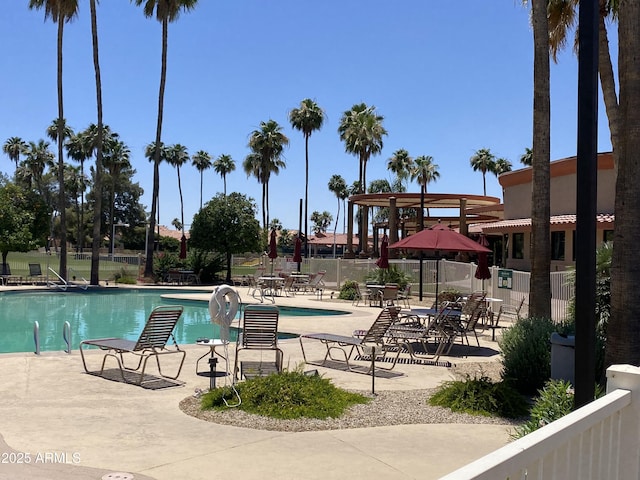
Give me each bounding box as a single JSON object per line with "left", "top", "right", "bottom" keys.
{"left": 0, "top": 285, "right": 511, "bottom": 480}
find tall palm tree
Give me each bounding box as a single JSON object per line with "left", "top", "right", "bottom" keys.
{"left": 29, "top": 0, "right": 79, "bottom": 281}
{"left": 24, "top": 140, "right": 54, "bottom": 197}
{"left": 547, "top": 0, "right": 619, "bottom": 173}
{"left": 191, "top": 149, "right": 212, "bottom": 208}
{"left": 338, "top": 103, "right": 387, "bottom": 253}
{"left": 166, "top": 143, "right": 189, "bottom": 240}
{"left": 63, "top": 164, "right": 83, "bottom": 251}
{"left": 246, "top": 120, "right": 289, "bottom": 232}
{"left": 328, "top": 174, "right": 347, "bottom": 257}
{"left": 605, "top": 0, "right": 640, "bottom": 368}
{"left": 65, "top": 133, "right": 90, "bottom": 252}
{"left": 212, "top": 153, "right": 235, "bottom": 196}
{"left": 520, "top": 147, "right": 533, "bottom": 166}
{"left": 133, "top": 0, "right": 199, "bottom": 277}
{"left": 3, "top": 137, "right": 27, "bottom": 171}
{"left": 470, "top": 148, "right": 497, "bottom": 196}
{"left": 89, "top": 0, "right": 106, "bottom": 285}
{"left": 387, "top": 148, "right": 413, "bottom": 190}
{"left": 495, "top": 157, "right": 513, "bottom": 175}
{"left": 144, "top": 140, "right": 166, "bottom": 246}
{"left": 103, "top": 139, "right": 131, "bottom": 249}
{"left": 289, "top": 98, "right": 325, "bottom": 258}
{"left": 529, "top": 0, "right": 552, "bottom": 319}
{"left": 411, "top": 155, "right": 440, "bottom": 228}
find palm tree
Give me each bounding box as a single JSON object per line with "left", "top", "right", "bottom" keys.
{"left": 411, "top": 155, "right": 440, "bottom": 229}
{"left": 65, "top": 133, "right": 90, "bottom": 252}
{"left": 387, "top": 148, "right": 413, "bottom": 190}
{"left": 328, "top": 174, "right": 347, "bottom": 257}
{"left": 144, "top": 141, "right": 167, "bottom": 247}
{"left": 338, "top": 103, "right": 387, "bottom": 253}
{"left": 63, "top": 164, "right": 83, "bottom": 251}
{"left": 520, "top": 147, "right": 533, "bottom": 166}
{"left": 89, "top": 0, "right": 106, "bottom": 285}
{"left": 470, "top": 148, "right": 497, "bottom": 196}
{"left": 103, "top": 139, "right": 131, "bottom": 248}
{"left": 212, "top": 153, "right": 235, "bottom": 196}
{"left": 289, "top": 98, "right": 325, "bottom": 258}
{"left": 529, "top": 0, "right": 552, "bottom": 319}
{"left": 133, "top": 0, "right": 199, "bottom": 277}
{"left": 246, "top": 120, "right": 289, "bottom": 232}
{"left": 166, "top": 143, "right": 189, "bottom": 240}
{"left": 495, "top": 158, "right": 513, "bottom": 175}
{"left": 29, "top": 0, "right": 79, "bottom": 281}
{"left": 3, "top": 137, "right": 27, "bottom": 171}
{"left": 605, "top": 0, "right": 640, "bottom": 368}
{"left": 24, "top": 139, "right": 54, "bottom": 197}
{"left": 191, "top": 150, "right": 212, "bottom": 208}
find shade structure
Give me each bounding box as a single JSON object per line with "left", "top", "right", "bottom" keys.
{"left": 375, "top": 234, "right": 390, "bottom": 269}
{"left": 179, "top": 235, "right": 187, "bottom": 259}
{"left": 388, "top": 224, "right": 491, "bottom": 306}
{"left": 293, "top": 236, "right": 303, "bottom": 264}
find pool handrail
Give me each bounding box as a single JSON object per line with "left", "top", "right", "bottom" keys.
{"left": 47, "top": 267, "right": 68, "bottom": 291}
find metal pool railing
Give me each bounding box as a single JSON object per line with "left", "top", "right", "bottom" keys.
{"left": 33, "top": 320, "right": 72, "bottom": 355}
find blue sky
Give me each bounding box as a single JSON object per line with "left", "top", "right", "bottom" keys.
{"left": 1, "top": 1, "right": 616, "bottom": 232}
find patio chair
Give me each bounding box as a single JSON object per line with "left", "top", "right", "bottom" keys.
{"left": 299, "top": 306, "right": 402, "bottom": 374}
{"left": 1, "top": 263, "right": 22, "bottom": 286}
{"left": 28, "top": 263, "right": 47, "bottom": 285}
{"left": 233, "top": 304, "right": 283, "bottom": 382}
{"left": 381, "top": 284, "right": 399, "bottom": 307}
{"left": 79, "top": 305, "right": 186, "bottom": 386}
{"left": 489, "top": 296, "right": 526, "bottom": 341}
{"left": 397, "top": 284, "right": 411, "bottom": 309}
{"left": 304, "top": 270, "right": 326, "bottom": 294}
{"left": 352, "top": 283, "right": 377, "bottom": 307}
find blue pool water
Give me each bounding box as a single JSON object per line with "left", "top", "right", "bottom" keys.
{"left": 0, "top": 289, "right": 348, "bottom": 354}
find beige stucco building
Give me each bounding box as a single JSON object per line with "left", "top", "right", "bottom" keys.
{"left": 482, "top": 152, "right": 615, "bottom": 271}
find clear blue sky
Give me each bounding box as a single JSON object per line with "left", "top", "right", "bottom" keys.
{"left": 0, "top": 1, "right": 616, "bottom": 232}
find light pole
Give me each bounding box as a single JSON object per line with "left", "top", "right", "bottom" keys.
{"left": 111, "top": 222, "right": 129, "bottom": 258}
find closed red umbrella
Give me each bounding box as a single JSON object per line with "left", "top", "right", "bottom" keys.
{"left": 475, "top": 252, "right": 491, "bottom": 280}
{"left": 293, "top": 236, "right": 303, "bottom": 264}
{"left": 268, "top": 229, "right": 278, "bottom": 275}
{"left": 376, "top": 234, "right": 389, "bottom": 269}
{"left": 179, "top": 235, "right": 187, "bottom": 259}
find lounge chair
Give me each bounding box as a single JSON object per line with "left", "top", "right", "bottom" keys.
{"left": 299, "top": 306, "right": 402, "bottom": 374}
{"left": 79, "top": 305, "right": 186, "bottom": 386}
{"left": 28, "top": 263, "right": 47, "bottom": 285}
{"left": 233, "top": 305, "right": 283, "bottom": 382}
{"left": 1, "top": 263, "right": 22, "bottom": 286}
{"left": 488, "top": 296, "right": 526, "bottom": 341}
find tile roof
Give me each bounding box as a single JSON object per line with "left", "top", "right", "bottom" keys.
{"left": 481, "top": 214, "right": 615, "bottom": 231}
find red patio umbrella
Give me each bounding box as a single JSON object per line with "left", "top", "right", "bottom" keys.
{"left": 179, "top": 235, "right": 187, "bottom": 259}
{"left": 475, "top": 252, "right": 491, "bottom": 280}
{"left": 268, "top": 229, "right": 278, "bottom": 275}
{"left": 376, "top": 234, "right": 389, "bottom": 269}
{"left": 293, "top": 236, "right": 303, "bottom": 264}
{"left": 388, "top": 224, "right": 491, "bottom": 306}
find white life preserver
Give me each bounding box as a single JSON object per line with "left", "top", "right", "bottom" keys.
{"left": 209, "top": 285, "right": 240, "bottom": 342}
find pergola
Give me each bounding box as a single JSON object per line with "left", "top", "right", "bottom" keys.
{"left": 345, "top": 192, "right": 503, "bottom": 258}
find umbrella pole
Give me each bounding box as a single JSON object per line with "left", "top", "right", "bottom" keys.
{"left": 419, "top": 252, "right": 424, "bottom": 301}
{"left": 435, "top": 257, "right": 440, "bottom": 309}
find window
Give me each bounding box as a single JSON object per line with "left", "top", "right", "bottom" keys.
{"left": 512, "top": 233, "right": 524, "bottom": 259}
{"left": 551, "top": 231, "right": 565, "bottom": 261}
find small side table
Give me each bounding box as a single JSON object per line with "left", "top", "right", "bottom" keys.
{"left": 196, "top": 339, "right": 229, "bottom": 388}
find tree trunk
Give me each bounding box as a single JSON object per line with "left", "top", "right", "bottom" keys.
{"left": 145, "top": 18, "right": 169, "bottom": 277}
{"left": 605, "top": 0, "right": 640, "bottom": 367}
{"left": 304, "top": 133, "right": 309, "bottom": 258}
{"left": 57, "top": 21, "right": 67, "bottom": 281}
{"left": 529, "top": 0, "right": 552, "bottom": 319}
{"left": 89, "top": 0, "right": 103, "bottom": 285}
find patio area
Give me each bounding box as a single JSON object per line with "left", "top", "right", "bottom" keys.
{"left": 0, "top": 285, "right": 513, "bottom": 480}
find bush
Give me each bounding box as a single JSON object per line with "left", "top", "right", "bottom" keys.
{"left": 512, "top": 379, "right": 574, "bottom": 438}
{"left": 429, "top": 374, "right": 529, "bottom": 418}
{"left": 364, "top": 265, "right": 411, "bottom": 290}
{"left": 500, "top": 316, "right": 557, "bottom": 395}
{"left": 338, "top": 280, "right": 359, "bottom": 300}
{"left": 201, "top": 368, "right": 370, "bottom": 420}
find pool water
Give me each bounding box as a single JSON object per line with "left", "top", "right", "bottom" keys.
{"left": 0, "top": 289, "right": 348, "bottom": 354}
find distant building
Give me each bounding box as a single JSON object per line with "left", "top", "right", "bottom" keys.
{"left": 481, "top": 152, "right": 615, "bottom": 271}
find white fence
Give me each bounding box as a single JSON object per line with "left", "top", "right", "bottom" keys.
{"left": 440, "top": 364, "right": 640, "bottom": 480}
{"left": 267, "top": 257, "right": 572, "bottom": 322}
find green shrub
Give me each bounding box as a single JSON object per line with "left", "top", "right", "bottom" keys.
{"left": 364, "top": 265, "right": 411, "bottom": 290}
{"left": 201, "top": 369, "right": 370, "bottom": 420}
{"left": 500, "top": 316, "right": 557, "bottom": 395}
{"left": 429, "top": 374, "right": 529, "bottom": 418}
{"left": 512, "top": 379, "right": 574, "bottom": 438}
{"left": 438, "top": 288, "right": 463, "bottom": 304}
{"left": 338, "top": 280, "right": 359, "bottom": 300}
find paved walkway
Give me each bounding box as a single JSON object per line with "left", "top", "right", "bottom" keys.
{"left": 0, "top": 285, "right": 511, "bottom": 480}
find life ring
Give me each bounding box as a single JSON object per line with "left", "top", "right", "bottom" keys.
{"left": 209, "top": 285, "right": 240, "bottom": 342}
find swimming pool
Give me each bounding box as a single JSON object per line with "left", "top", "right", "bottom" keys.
{"left": 0, "top": 288, "right": 349, "bottom": 354}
